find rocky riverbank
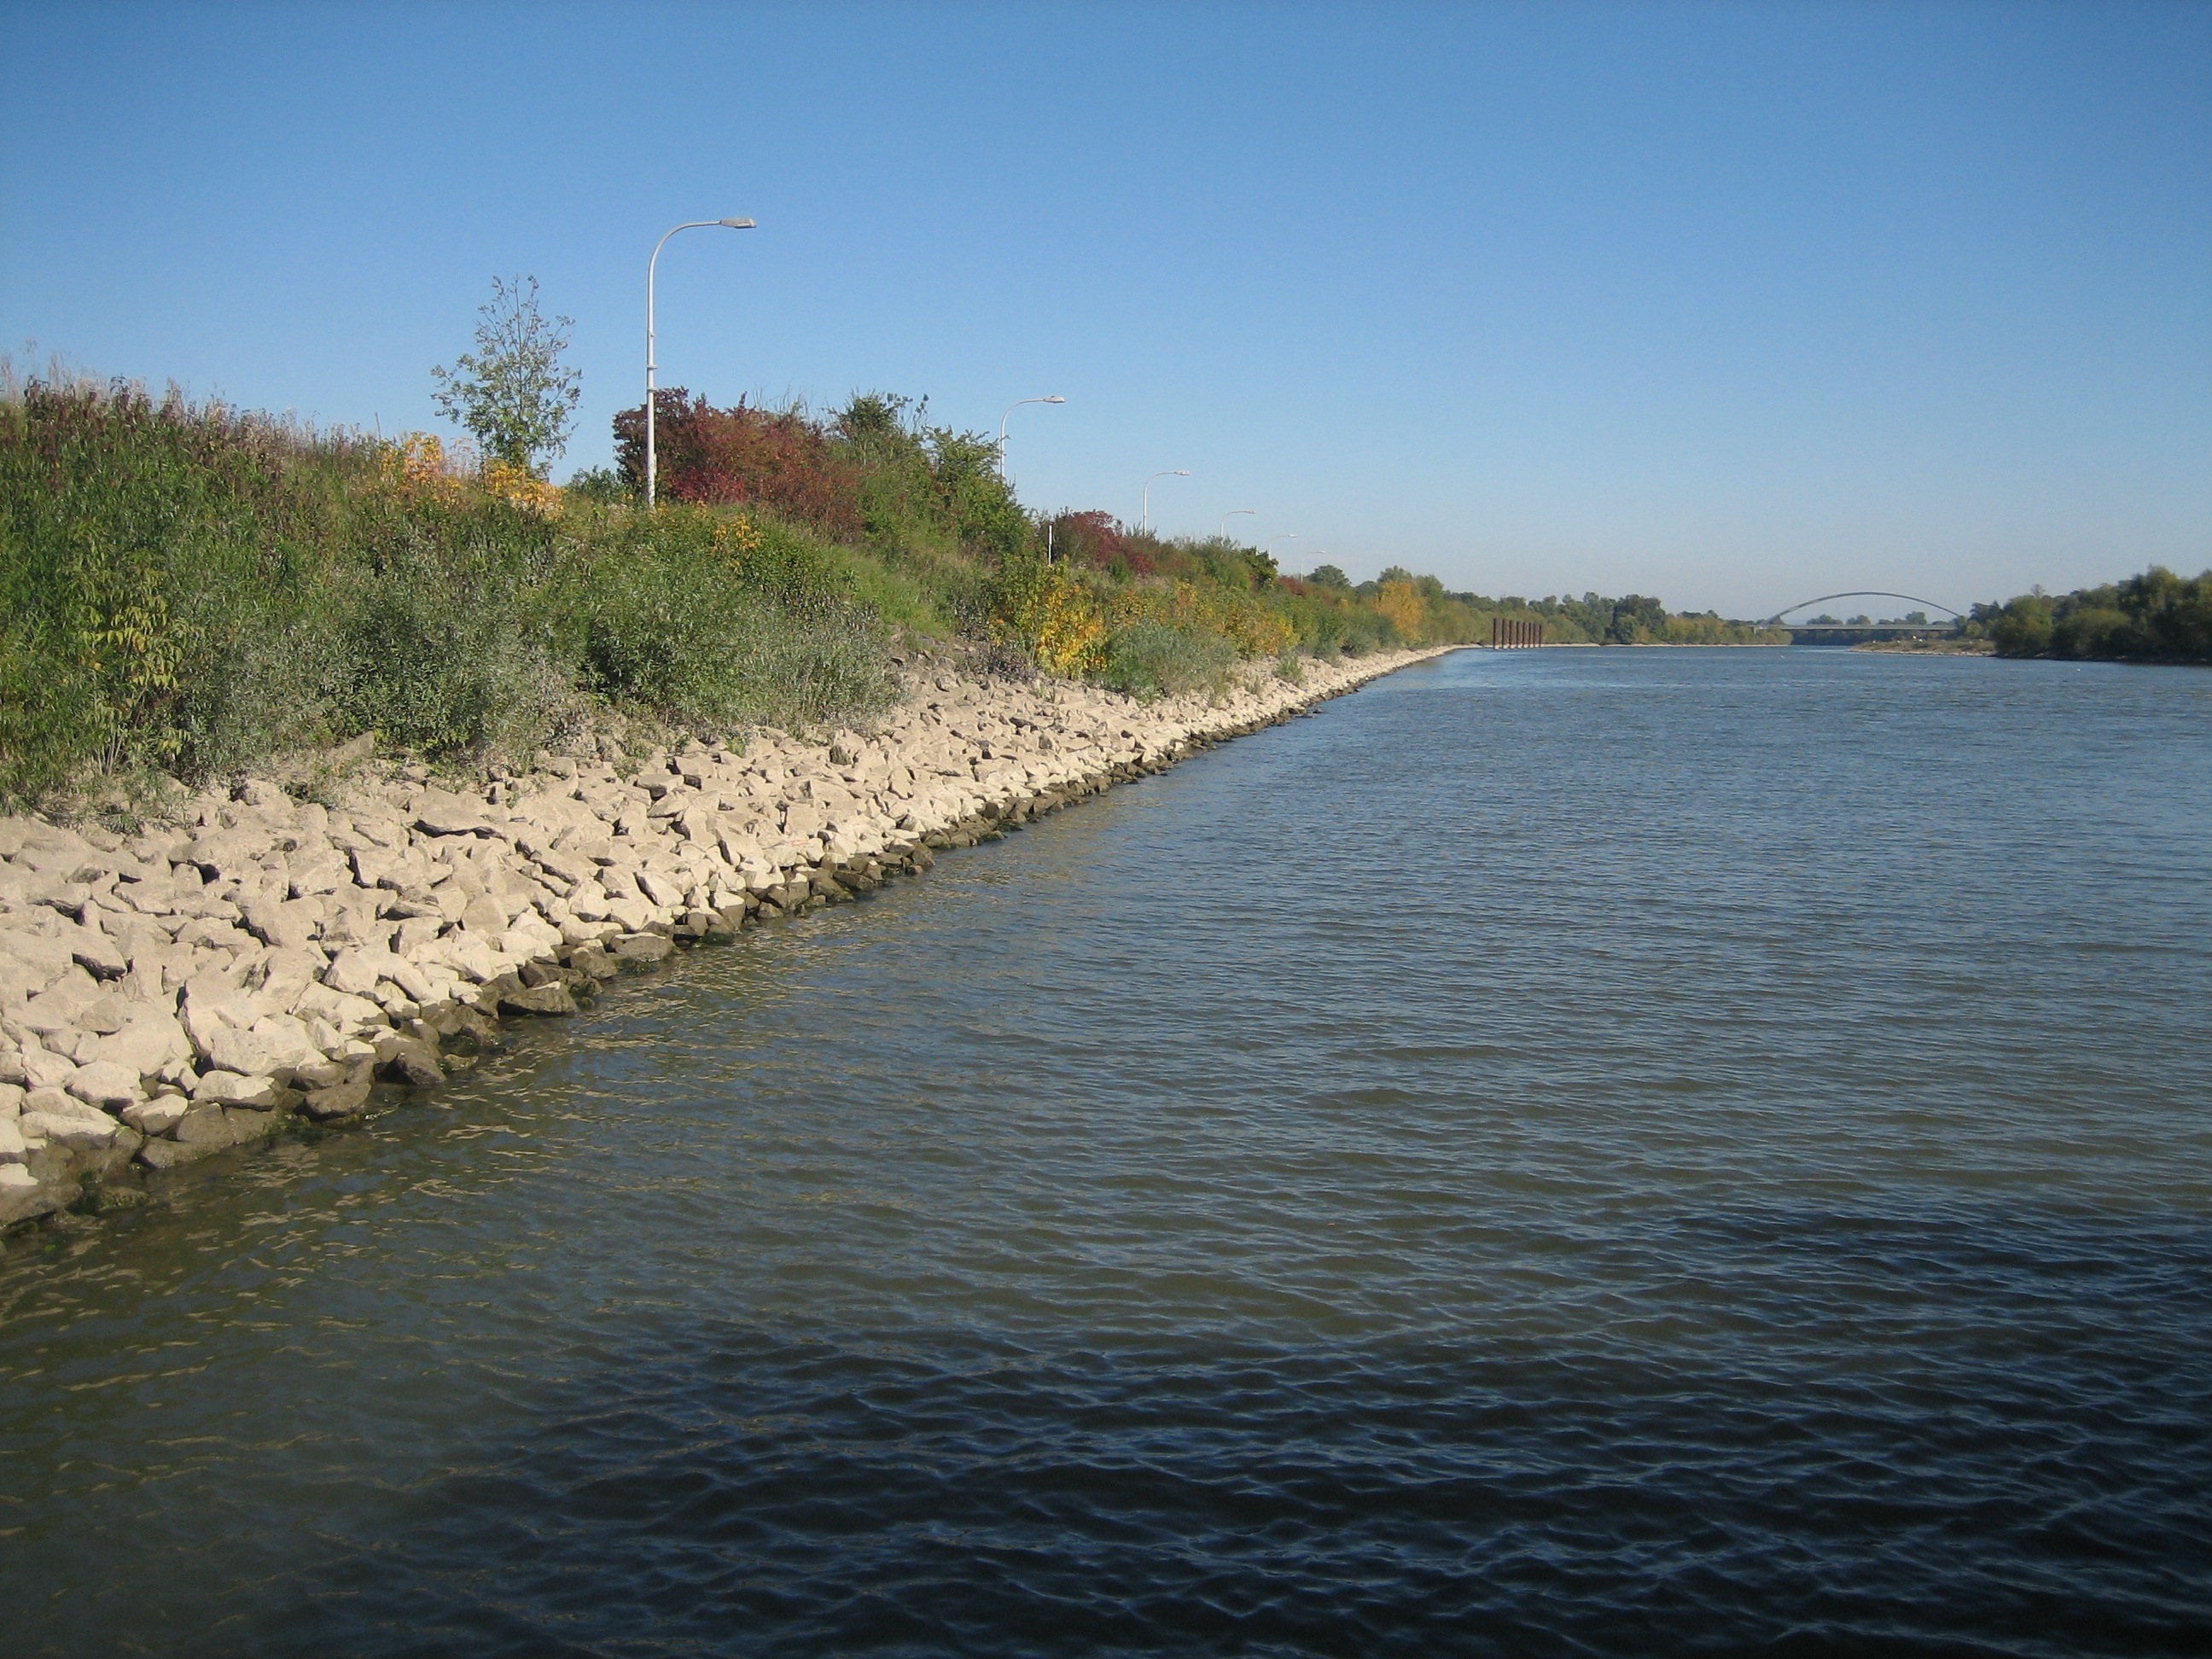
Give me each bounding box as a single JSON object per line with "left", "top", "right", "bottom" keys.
{"left": 0, "top": 646, "right": 1454, "bottom": 1231}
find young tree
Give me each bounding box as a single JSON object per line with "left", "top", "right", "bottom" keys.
{"left": 430, "top": 276, "right": 581, "bottom": 477}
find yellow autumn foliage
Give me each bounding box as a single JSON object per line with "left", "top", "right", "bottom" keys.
{"left": 378, "top": 435, "right": 562, "bottom": 515}
{"left": 380, "top": 432, "right": 457, "bottom": 498}
{"left": 998, "top": 561, "right": 1111, "bottom": 676}
{"left": 482, "top": 458, "right": 563, "bottom": 516}
{"left": 1374, "top": 579, "right": 1427, "bottom": 643}
{"left": 1106, "top": 579, "right": 1295, "bottom": 660}
{"left": 711, "top": 513, "right": 765, "bottom": 558}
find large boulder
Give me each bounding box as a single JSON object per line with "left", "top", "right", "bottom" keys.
{"left": 171, "top": 1102, "right": 244, "bottom": 1147}
{"left": 21, "top": 1089, "right": 120, "bottom": 1149}
{"left": 65, "top": 1061, "right": 143, "bottom": 1111}
{"left": 179, "top": 975, "right": 259, "bottom": 1057}
{"left": 300, "top": 1078, "right": 372, "bottom": 1121}
{"left": 240, "top": 896, "right": 322, "bottom": 952}
{"left": 12, "top": 1041, "right": 78, "bottom": 1091}
{"left": 0, "top": 1161, "right": 65, "bottom": 1227}
{"left": 90, "top": 1014, "right": 192, "bottom": 1080}
{"left": 207, "top": 1016, "right": 323, "bottom": 1080}
{"left": 372, "top": 1034, "right": 445, "bottom": 1088}
{"left": 497, "top": 982, "right": 577, "bottom": 1017}
{"left": 413, "top": 790, "right": 497, "bottom": 837}
{"left": 0, "top": 929, "right": 76, "bottom": 1004}
{"left": 188, "top": 1070, "right": 288, "bottom": 1109}
{"left": 121, "top": 1096, "right": 189, "bottom": 1137}
{"left": 65, "top": 922, "right": 129, "bottom": 981}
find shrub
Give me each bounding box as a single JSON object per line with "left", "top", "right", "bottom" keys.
{"left": 0, "top": 373, "right": 905, "bottom": 806}
{"left": 993, "top": 556, "right": 1109, "bottom": 676}
{"left": 1100, "top": 622, "right": 1237, "bottom": 700}
{"left": 1991, "top": 596, "right": 2056, "bottom": 656}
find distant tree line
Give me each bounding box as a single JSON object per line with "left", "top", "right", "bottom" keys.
{"left": 1969, "top": 568, "right": 2211, "bottom": 663}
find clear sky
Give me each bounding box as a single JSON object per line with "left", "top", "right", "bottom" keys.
{"left": 3, "top": 1, "right": 2205, "bottom": 614}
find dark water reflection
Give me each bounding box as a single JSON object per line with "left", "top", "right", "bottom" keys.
{"left": 3, "top": 649, "right": 2209, "bottom": 1656}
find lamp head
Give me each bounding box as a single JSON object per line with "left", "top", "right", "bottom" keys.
{"left": 1044, "top": 395, "right": 1066, "bottom": 404}
{"left": 719, "top": 218, "right": 758, "bottom": 229}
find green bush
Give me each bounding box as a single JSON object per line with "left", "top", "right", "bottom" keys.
{"left": 1991, "top": 596, "right": 2056, "bottom": 656}
{"left": 577, "top": 527, "right": 894, "bottom": 732}
{"left": 0, "top": 374, "right": 901, "bottom": 806}
{"left": 1100, "top": 622, "right": 1237, "bottom": 700}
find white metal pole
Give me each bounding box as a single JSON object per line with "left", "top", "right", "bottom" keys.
{"left": 1220, "top": 508, "right": 1256, "bottom": 540}
{"left": 645, "top": 218, "right": 754, "bottom": 509}
{"left": 1141, "top": 469, "right": 1189, "bottom": 535}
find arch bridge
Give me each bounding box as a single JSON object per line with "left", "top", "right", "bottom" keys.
{"left": 1763, "top": 591, "right": 1964, "bottom": 640}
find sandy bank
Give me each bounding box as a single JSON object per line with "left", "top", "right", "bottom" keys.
{"left": 0, "top": 647, "right": 1455, "bottom": 1229}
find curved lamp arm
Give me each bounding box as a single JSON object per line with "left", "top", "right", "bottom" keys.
{"left": 997, "top": 395, "right": 1065, "bottom": 478}
{"left": 1141, "top": 469, "right": 1190, "bottom": 534}
{"left": 646, "top": 217, "right": 755, "bottom": 509}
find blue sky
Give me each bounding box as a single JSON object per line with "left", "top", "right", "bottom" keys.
{"left": 3, "top": 1, "right": 2205, "bottom": 614}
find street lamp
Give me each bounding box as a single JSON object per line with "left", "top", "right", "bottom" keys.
{"left": 1266, "top": 533, "right": 1299, "bottom": 568}
{"left": 1141, "top": 469, "right": 1189, "bottom": 534}
{"left": 998, "top": 395, "right": 1065, "bottom": 480}
{"left": 1220, "top": 509, "right": 1257, "bottom": 541}
{"left": 646, "top": 217, "right": 755, "bottom": 509}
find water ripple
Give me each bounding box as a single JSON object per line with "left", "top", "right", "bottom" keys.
{"left": 3, "top": 650, "right": 2209, "bottom": 1656}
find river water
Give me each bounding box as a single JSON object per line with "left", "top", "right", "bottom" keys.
{"left": 3, "top": 647, "right": 2208, "bottom": 1656}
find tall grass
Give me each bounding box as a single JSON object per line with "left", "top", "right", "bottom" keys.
{"left": 0, "top": 373, "right": 894, "bottom": 806}
{"left": 1, "top": 366, "right": 1790, "bottom": 808}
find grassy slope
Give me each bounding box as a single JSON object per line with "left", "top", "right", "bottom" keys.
{"left": 2, "top": 371, "right": 1785, "bottom": 811}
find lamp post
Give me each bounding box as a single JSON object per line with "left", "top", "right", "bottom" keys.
{"left": 1141, "top": 469, "right": 1189, "bottom": 535}
{"left": 1266, "top": 533, "right": 1299, "bottom": 570}
{"left": 998, "top": 395, "right": 1065, "bottom": 480}
{"left": 646, "top": 217, "right": 755, "bottom": 509}
{"left": 1220, "top": 508, "right": 1256, "bottom": 541}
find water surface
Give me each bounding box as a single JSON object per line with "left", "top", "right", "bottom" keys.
{"left": 3, "top": 648, "right": 2209, "bottom": 1656}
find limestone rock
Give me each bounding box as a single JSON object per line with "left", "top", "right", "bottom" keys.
{"left": 498, "top": 981, "right": 578, "bottom": 1017}
{"left": 189, "top": 1070, "right": 288, "bottom": 1109}
{"left": 241, "top": 896, "right": 322, "bottom": 952}
{"left": 122, "top": 1096, "right": 189, "bottom": 1137}
{"left": 171, "top": 1103, "right": 243, "bottom": 1147}
{"left": 0, "top": 1160, "right": 65, "bottom": 1226}
{"left": 0, "top": 928, "right": 77, "bottom": 1001}
{"left": 414, "top": 790, "right": 495, "bottom": 837}
{"left": 137, "top": 1136, "right": 223, "bottom": 1171}
{"left": 459, "top": 894, "right": 509, "bottom": 936}
{"left": 90, "top": 1015, "right": 193, "bottom": 1080}
{"left": 66, "top": 1061, "right": 143, "bottom": 1110}
{"left": 373, "top": 1034, "right": 445, "bottom": 1088}
{"left": 23, "top": 1093, "right": 119, "bottom": 1148}
{"left": 15, "top": 1042, "right": 77, "bottom": 1091}
{"left": 206, "top": 1017, "right": 322, "bottom": 1080}
{"left": 324, "top": 946, "right": 406, "bottom": 998}
{"left": 300, "top": 1078, "right": 372, "bottom": 1121}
